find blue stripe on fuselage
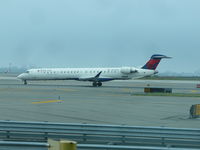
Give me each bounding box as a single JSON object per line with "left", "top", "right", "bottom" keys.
{"left": 98, "top": 78, "right": 115, "bottom": 82}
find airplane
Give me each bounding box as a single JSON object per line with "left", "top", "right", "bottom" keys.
{"left": 17, "top": 54, "right": 171, "bottom": 87}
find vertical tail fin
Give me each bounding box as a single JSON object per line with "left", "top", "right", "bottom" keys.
{"left": 142, "top": 54, "right": 171, "bottom": 70}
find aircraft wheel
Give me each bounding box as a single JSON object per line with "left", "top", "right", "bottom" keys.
{"left": 97, "top": 82, "right": 102, "bottom": 87}
{"left": 24, "top": 80, "right": 27, "bottom": 85}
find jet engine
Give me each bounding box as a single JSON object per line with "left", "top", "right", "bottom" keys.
{"left": 120, "top": 67, "right": 137, "bottom": 74}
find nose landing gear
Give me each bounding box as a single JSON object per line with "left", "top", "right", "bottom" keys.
{"left": 23, "top": 80, "right": 27, "bottom": 85}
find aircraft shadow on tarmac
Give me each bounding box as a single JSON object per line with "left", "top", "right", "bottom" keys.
{"left": 0, "top": 82, "right": 145, "bottom": 90}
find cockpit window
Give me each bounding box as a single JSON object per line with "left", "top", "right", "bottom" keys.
{"left": 26, "top": 71, "right": 30, "bottom": 73}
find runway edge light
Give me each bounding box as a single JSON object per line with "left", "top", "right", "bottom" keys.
{"left": 190, "top": 104, "right": 200, "bottom": 118}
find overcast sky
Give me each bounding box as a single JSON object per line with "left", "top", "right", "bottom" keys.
{"left": 0, "top": 0, "right": 200, "bottom": 73}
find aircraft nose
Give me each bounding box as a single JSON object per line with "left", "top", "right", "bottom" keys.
{"left": 17, "top": 73, "right": 25, "bottom": 79}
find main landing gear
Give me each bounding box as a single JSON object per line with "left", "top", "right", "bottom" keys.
{"left": 92, "top": 82, "right": 102, "bottom": 87}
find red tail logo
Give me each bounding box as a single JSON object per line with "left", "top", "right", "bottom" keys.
{"left": 142, "top": 54, "right": 171, "bottom": 70}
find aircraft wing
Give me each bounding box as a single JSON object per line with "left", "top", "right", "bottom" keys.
{"left": 78, "top": 71, "right": 102, "bottom": 81}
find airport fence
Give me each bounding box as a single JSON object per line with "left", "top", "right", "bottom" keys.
{"left": 0, "top": 141, "right": 200, "bottom": 150}
{"left": 0, "top": 120, "right": 199, "bottom": 149}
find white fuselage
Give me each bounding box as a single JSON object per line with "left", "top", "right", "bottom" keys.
{"left": 17, "top": 53, "right": 170, "bottom": 86}
{"left": 17, "top": 67, "right": 156, "bottom": 83}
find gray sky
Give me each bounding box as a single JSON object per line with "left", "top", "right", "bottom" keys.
{"left": 0, "top": 0, "right": 200, "bottom": 73}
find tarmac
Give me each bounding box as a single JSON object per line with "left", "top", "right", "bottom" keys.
{"left": 0, "top": 76, "right": 200, "bottom": 128}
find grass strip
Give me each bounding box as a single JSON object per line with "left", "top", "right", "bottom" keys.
{"left": 132, "top": 93, "right": 200, "bottom": 97}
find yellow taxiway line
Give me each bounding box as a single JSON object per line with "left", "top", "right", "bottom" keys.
{"left": 32, "top": 100, "right": 63, "bottom": 104}
{"left": 191, "top": 90, "right": 198, "bottom": 93}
